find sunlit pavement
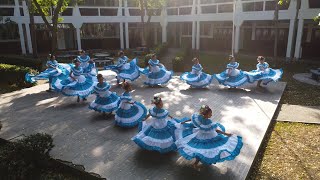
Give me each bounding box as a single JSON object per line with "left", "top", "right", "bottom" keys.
{"left": 0, "top": 70, "right": 286, "bottom": 180}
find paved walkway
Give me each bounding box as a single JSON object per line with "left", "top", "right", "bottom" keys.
{"left": 276, "top": 104, "right": 320, "bottom": 124}
{"left": 0, "top": 71, "right": 286, "bottom": 180}
{"left": 293, "top": 73, "right": 320, "bottom": 86}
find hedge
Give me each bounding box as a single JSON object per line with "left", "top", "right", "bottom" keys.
{"left": 0, "top": 63, "right": 38, "bottom": 87}
{"left": 144, "top": 43, "right": 168, "bottom": 67}
{"left": 0, "top": 55, "right": 43, "bottom": 71}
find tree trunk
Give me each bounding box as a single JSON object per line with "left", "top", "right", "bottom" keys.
{"left": 273, "top": 0, "right": 279, "bottom": 61}
{"left": 29, "top": 14, "right": 38, "bottom": 57}
{"left": 51, "top": 26, "right": 58, "bottom": 53}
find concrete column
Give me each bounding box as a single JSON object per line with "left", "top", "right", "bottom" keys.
{"left": 196, "top": 21, "right": 200, "bottom": 50}
{"left": 25, "top": 23, "right": 33, "bottom": 54}
{"left": 120, "top": 22, "right": 124, "bottom": 49}
{"left": 125, "top": 22, "right": 129, "bottom": 49}
{"left": 192, "top": 21, "right": 196, "bottom": 49}
{"left": 76, "top": 27, "right": 81, "bottom": 50}
{"left": 162, "top": 24, "right": 167, "bottom": 43}
{"left": 251, "top": 23, "right": 256, "bottom": 40}
{"left": 154, "top": 27, "right": 158, "bottom": 45}
{"left": 294, "top": 19, "right": 304, "bottom": 59}
{"left": 18, "top": 23, "right": 26, "bottom": 54}
{"left": 235, "top": 25, "right": 240, "bottom": 54}
{"left": 306, "top": 24, "right": 312, "bottom": 43}
{"left": 286, "top": 19, "right": 295, "bottom": 58}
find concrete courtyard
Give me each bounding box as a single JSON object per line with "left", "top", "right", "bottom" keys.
{"left": 0, "top": 70, "right": 286, "bottom": 180}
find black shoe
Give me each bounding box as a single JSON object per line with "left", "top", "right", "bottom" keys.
{"left": 82, "top": 98, "right": 87, "bottom": 101}
{"left": 77, "top": 96, "right": 80, "bottom": 103}
{"left": 46, "top": 88, "right": 53, "bottom": 92}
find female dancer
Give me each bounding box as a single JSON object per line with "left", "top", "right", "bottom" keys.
{"left": 77, "top": 50, "right": 97, "bottom": 78}
{"left": 140, "top": 54, "right": 173, "bottom": 87}
{"left": 180, "top": 58, "right": 213, "bottom": 88}
{"left": 104, "top": 51, "right": 140, "bottom": 85}
{"left": 115, "top": 82, "right": 147, "bottom": 128}
{"left": 25, "top": 54, "right": 70, "bottom": 92}
{"left": 246, "top": 56, "right": 283, "bottom": 87}
{"left": 214, "top": 55, "right": 249, "bottom": 88}
{"left": 176, "top": 105, "right": 243, "bottom": 169}
{"left": 89, "top": 74, "right": 120, "bottom": 116}
{"left": 132, "top": 96, "right": 178, "bottom": 153}
{"left": 53, "top": 58, "right": 95, "bottom": 102}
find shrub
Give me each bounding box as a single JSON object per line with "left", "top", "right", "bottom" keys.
{"left": 144, "top": 43, "right": 168, "bottom": 67}
{"left": 0, "top": 55, "right": 43, "bottom": 71}
{"left": 0, "top": 133, "right": 54, "bottom": 179}
{"left": 0, "top": 63, "right": 38, "bottom": 87}
{"left": 172, "top": 48, "right": 189, "bottom": 72}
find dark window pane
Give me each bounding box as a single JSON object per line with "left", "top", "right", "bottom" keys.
{"left": 218, "top": 4, "right": 233, "bottom": 13}
{"left": 202, "top": 5, "right": 217, "bottom": 14}
{"left": 129, "top": 9, "right": 144, "bottom": 16}
{"left": 179, "top": 7, "right": 192, "bottom": 15}
{"left": 309, "top": 0, "right": 320, "bottom": 8}
{"left": 167, "top": 8, "right": 178, "bottom": 15}
{"left": 0, "top": 8, "right": 14, "bottom": 16}
{"left": 100, "top": 8, "right": 118, "bottom": 16}
{"left": 79, "top": 8, "right": 99, "bottom": 16}
{"left": 20, "top": 8, "right": 24, "bottom": 16}
{"left": 61, "top": 8, "right": 73, "bottom": 16}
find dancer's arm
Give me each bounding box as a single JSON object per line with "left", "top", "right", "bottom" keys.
{"left": 216, "top": 129, "right": 232, "bottom": 137}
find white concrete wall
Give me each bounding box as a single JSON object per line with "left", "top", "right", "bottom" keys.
{"left": 0, "top": 0, "right": 319, "bottom": 58}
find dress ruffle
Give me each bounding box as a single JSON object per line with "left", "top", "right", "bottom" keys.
{"left": 105, "top": 58, "right": 140, "bottom": 81}
{"left": 180, "top": 72, "right": 213, "bottom": 88}
{"left": 246, "top": 68, "right": 283, "bottom": 85}
{"left": 115, "top": 102, "right": 147, "bottom": 128}
{"left": 214, "top": 70, "right": 249, "bottom": 88}
{"left": 176, "top": 114, "right": 243, "bottom": 165}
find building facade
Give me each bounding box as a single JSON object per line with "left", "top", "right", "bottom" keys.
{"left": 0, "top": 0, "right": 319, "bottom": 58}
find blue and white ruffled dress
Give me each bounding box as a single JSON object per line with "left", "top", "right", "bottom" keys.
{"left": 52, "top": 66, "right": 95, "bottom": 98}
{"left": 140, "top": 59, "right": 173, "bottom": 86}
{"left": 89, "top": 82, "right": 120, "bottom": 113}
{"left": 77, "top": 55, "right": 98, "bottom": 78}
{"left": 25, "top": 60, "right": 71, "bottom": 89}
{"left": 175, "top": 114, "right": 225, "bottom": 140}
{"left": 132, "top": 107, "right": 178, "bottom": 153}
{"left": 246, "top": 62, "right": 283, "bottom": 85}
{"left": 176, "top": 114, "right": 243, "bottom": 165}
{"left": 180, "top": 64, "right": 213, "bottom": 88}
{"left": 214, "top": 62, "right": 249, "bottom": 88}
{"left": 104, "top": 56, "right": 140, "bottom": 81}
{"left": 115, "top": 92, "right": 147, "bottom": 128}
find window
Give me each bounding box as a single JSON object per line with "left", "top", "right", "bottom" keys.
{"left": 0, "top": 0, "right": 14, "bottom": 5}
{"left": 79, "top": 8, "right": 99, "bottom": 16}
{"left": 243, "top": 2, "right": 263, "bottom": 12}
{"left": 100, "top": 8, "right": 118, "bottom": 16}
{"left": 0, "top": 23, "right": 19, "bottom": 40}
{"left": 202, "top": 5, "right": 217, "bottom": 14}
{"left": 309, "top": 0, "right": 320, "bottom": 8}
{"left": 265, "top": 1, "right": 290, "bottom": 11}
{"left": 78, "top": 0, "right": 119, "bottom": 6}
{"left": 168, "top": 0, "right": 193, "bottom": 7}
{"left": 182, "top": 23, "right": 192, "bottom": 35}
{"left": 61, "top": 8, "right": 73, "bottom": 16}
{"left": 0, "top": 8, "right": 14, "bottom": 16}
{"left": 218, "top": 4, "right": 233, "bottom": 13}
{"left": 179, "top": 7, "right": 192, "bottom": 15}
{"left": 81, "top": 23, "right": 119, "bottom": 38}
{"left": 167, "top": 8, "right": 178, "bottom": 15}
{"left": 129, "top": 9, "right": 144, "bottom": 16}
{"left": 201, "top": 23, "right": 211, "bottom": 36}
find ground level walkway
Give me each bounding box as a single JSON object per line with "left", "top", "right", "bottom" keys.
{"left": 0, "top": 71, "right": 286, "bottom": 180}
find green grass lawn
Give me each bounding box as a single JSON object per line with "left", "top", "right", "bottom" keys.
{"left": 250, "top": 122, "right": 320, "bottom": 180}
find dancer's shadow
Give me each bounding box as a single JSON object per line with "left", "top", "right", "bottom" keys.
{"left": 90, "top": 113, "right": 114, "bottom": 122}
{"left": 175, "top": 165, "right": 236, "bottom": 180}
{"left": 132, "top": 149, "right": 178, "bottom": 168}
